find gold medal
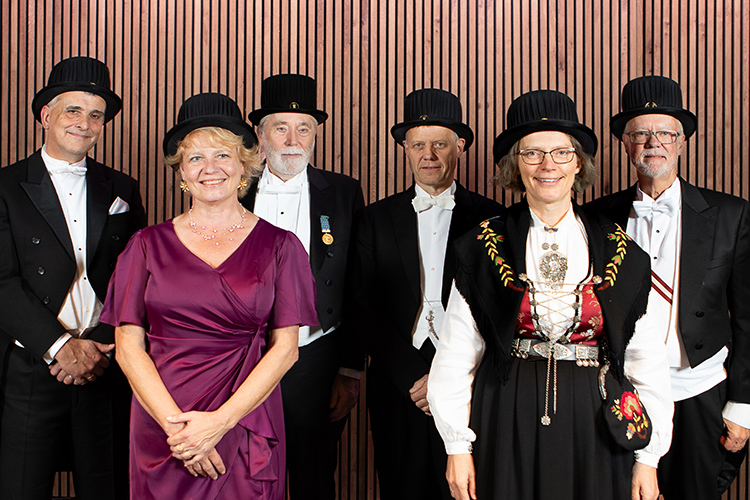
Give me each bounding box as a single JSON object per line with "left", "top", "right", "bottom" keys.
{"left": 322, "top": 233, "right": 334, "bottom": 245}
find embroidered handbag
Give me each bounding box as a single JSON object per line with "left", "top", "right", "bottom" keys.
{"left": 598, "top": 362, "right": 652, "bottom": 451}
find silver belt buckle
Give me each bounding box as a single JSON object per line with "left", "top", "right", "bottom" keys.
{"left": 532, "top": 341, "right": 572, "bottom": 360}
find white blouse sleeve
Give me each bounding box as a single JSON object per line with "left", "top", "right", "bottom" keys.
{"left": 427, "top": 282, "right": 486, "bottom": 455}
{"left": 624, "top": 310, "right": 675, "bottom": 468}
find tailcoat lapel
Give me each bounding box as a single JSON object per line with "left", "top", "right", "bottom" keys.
{"left": 678, "top": 177, "right": 716, "bottom": 301}
{"left": 20, "top": 153, "right": 74, "bottom": 260}
{"left": 390, "top": 186, "right": 422, "bottom": 305}
{"left": 85, "top": 160, "right": 114, "bottom": 267}
{"left": 240, "top": 166, "right": 333, "bottom": 275}
{"left": 307, "top": 165, "right": 332, "bottom": 275}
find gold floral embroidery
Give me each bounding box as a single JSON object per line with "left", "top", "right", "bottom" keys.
{"left": 587, "top": 315, "right": 601, "bottom": 332}
{"left": 477, "top": 220, "right": 514, "bottom": 286}
{"left": 604, "top": 226, "right": 629, "bottom": 287}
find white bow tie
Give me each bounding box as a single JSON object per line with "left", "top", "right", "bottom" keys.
{"left": 258, "top": 183, "right": 303, "bottom": 195}
{"left": 632, "top": 198, "right": 677, "bottom": 218}
{"left": 412, "top": 195, "right": 456, "bottom": 213}
{"left": 47, "top": 164, "right": 87, "bottom": 176}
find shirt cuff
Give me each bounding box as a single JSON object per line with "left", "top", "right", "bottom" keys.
{"left": 634, "top": 450, "right": 660, "bottom": 469}
{"left": 44, "top": 333, "right": 73, "bottom": 364}
{"left": 445, "top": 441, "right": 474, "bottom": 455}
{"left": 337, "top": 367, "right": 362, "bottom": 380}
{"left": 722, "top": 401, "right": 750, "bottom": 428}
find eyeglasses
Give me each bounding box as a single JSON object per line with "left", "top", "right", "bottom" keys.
{"left": 516, "top": 147, "right": 577, "bottom": 165}
{"left": 625, "top": 130, "right": 682, "bottom": 144}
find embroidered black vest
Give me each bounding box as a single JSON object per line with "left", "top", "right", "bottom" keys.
{"left": 452, "top": 200, "right": 651, "bottom": 383}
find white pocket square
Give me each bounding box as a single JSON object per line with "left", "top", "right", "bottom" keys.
{"left": 108, "top": 197, "right": 130, "bottom": 215}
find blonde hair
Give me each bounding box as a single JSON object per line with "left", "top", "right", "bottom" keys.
{"left": 494, "top": 135, "right": 597, "bottom": 194}
{"left": 164, "top": 126, "right": 262, "bottom": 197}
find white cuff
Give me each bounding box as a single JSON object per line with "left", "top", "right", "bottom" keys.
{"left": 445, "top": 441, "right": 474, "bottom": 455}
{"left": 44, "top": 333, "right": 73, "bottom": 364}
{"left": 722, "top": 401, "right": 750, "bottom": 429}
{"left": 634, "top": 450, "right": 660, "bottom": 469}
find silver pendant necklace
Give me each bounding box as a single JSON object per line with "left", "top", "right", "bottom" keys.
{"left": 539, "top": 225, "right": 568, "bottom": 289}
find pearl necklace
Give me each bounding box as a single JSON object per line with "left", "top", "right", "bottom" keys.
{"left": 188, "top": 207, "right": 247, "bottom": 246}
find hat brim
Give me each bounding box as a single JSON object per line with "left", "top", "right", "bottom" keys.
{"left": 493, "top": 120, "right": 598, "bottom": 164}
{"left": 162, "top": 115, "right": 259, "bottom": 157}
{"left": 32, "top": 83, "right": 122, "bottom": 123}
{"left": 390, "top": 120, "right": 475, "bottom": 149}
{"left": 248, "top": 108, "right": 329, "bottom": 126}
{"left": 610, "top": 107, "right": 697, "bottom": 140}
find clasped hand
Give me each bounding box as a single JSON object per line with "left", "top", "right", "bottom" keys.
{"left": 49, "top": 338, "right": 113, "bottom": 385}
{"left": 166, "top": 410, "right": 230, "bottom": 480}
{"left": 409, "top": 374, "right": 432, "bottom": 415}
{"left": 721, "top": 418, "right": 750, "bottom": 453}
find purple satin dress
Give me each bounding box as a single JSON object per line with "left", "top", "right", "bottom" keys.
{"left": 101, "top": 218, "right": 317, "bottom": 500}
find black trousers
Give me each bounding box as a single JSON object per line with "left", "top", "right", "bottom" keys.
{"left": 281, "top": 332, "right": 349, "bottom": 500}
{"left": 658, "top": 381, "right": 727, "bottom": 500}
{"left": 366, "top": 363, "right": 451, "bottom": 500}
{"left": 0, "top": 343, "right": 128, "bottom": 500}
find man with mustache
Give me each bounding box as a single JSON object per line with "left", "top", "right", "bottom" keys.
{"left": 0, "top": 56, "right": 146, "bottom": 500}
{"left": 240, "top": 74, "right": 364, "bottom": 500}
{"left": 351, "top": 88, "right": 503, "bottom": 500}
{"left": 588, "top": 75, "right": 750, "bottom": 500}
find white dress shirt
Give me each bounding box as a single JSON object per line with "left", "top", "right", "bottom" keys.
{"left": 627, "top": 181, "right": 750, "bottom": 427}
{"left": 254, "top": 166, "right": 336, "bottom": 349}
{"left": 39, "top": 145, "right": 102, "bottom": 362}
{"left": 411, "top": 182, "right": 455, "bottom": 349}
{"left": 427, "top": 206, "right": 674, "bottom": 467}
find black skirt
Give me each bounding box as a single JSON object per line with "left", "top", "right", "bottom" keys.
{"left": 470, "top": 356, "right": 634, "bottom": 500}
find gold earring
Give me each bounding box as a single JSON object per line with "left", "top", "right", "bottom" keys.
{"left": 238, "top": 178, "right": 249, "bottom": 191}
{"left": 180, "top": 180, "right": 189, "bottom": 192}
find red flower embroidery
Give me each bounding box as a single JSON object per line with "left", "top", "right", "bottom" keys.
{"left": 620, "top": 392, "right": 642, "bottom": 420}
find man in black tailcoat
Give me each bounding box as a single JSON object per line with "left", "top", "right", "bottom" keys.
{"left": 587, "top": 75, "right": 750, "bottom": 500}
{"left": 240, "top": 74, "right": 364, "bottom": 500}
{"left": 351, "top": 88, "right": 503, "bottom": 500}
{"left": 0, "top": 56, "right": 146, "bottom": 500}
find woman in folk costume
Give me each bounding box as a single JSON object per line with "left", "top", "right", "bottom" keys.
{"left": 427, "top": 90, "right": 673, "bottom": 500}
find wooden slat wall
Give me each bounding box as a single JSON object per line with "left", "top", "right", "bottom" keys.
{"left": 1, "top": 1, "right": 749, "bottom": 499}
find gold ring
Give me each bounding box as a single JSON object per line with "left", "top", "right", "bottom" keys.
{"left": 65, "top": 374, "right": 73, "bottom": 380}
{"left": 177, "top": 443, "right": 184, "bottom": 453}
{"left": 86, "top": 374, "right": 95, "bottom": 381}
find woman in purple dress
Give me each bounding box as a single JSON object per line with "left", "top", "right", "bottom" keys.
{"left": 101, "top": 92, "right": 317, "bottom": 500}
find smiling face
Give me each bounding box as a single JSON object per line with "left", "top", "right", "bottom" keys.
{"left": 179, "top": 131, "right": 245, "bottom": 205}
{"left": 517, "top": 131, "right": 581, "bottom": 208}
{"left": 623, "top": 114, "right": 685, "bottom": 182}
{"left": 41, "top": 91, "right": 106, "bottom": 163}
{"left": 403, "top": 126, "right": 466, "bottom": 196}
{"left": 259, "top": 112, "right": 317, "bottom": 180}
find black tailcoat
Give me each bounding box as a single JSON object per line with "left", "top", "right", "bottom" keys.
{"left": 586, "top": 178, "right": 750, "bottom": 404}
{"left": 0, "top": 150, "right": 146, "bottom": 500}
{"left": 352, "top": 182, "right": 502, "bottom": 500}
{"left": 240, "top": 164, "right": 364, "bottom": 500}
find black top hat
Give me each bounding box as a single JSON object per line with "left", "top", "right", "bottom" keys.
{"left": 493, "top": 89, "right": 598, "bottom": 163}
{"left": 247, "top": 74, "right": 328, "bottom": 126}
{"left": 32, "top": 56, "right": 122, "bottom": 123}
{"left": 163, "top": 92, "right": 258, "bottom": 157}
{"left": 390, "top": 89, "right": 474, "bottom": 148}
{"left": 610, "top": 75, "right": 697, "bottom": 139}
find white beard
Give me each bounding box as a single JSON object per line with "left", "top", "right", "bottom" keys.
{"left": 265, "top": 142, "right": 315, "bottom": 178}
